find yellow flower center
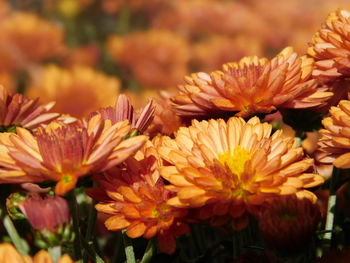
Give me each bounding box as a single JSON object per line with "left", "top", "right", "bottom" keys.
{"left": 218, "top": 147, "right": 250, "bottom": 178}
{"left": 218, "top": 147, "right": 252, "bottom": 200}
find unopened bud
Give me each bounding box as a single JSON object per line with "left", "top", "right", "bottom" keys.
{"left": 6, "top": 192, "right": 26, "bottom": 220}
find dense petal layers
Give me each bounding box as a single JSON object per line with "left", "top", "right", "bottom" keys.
{"left": 0, "top": 115, "right": 147, "bottom": 195}
{"left": 308, "top": 9, "right": 350, "bottom": 80}
{"left": 88, "top": 137, "right": 189, "bottom": 254}
{"left": 172, "top": 47, "right": 332, "bottom": 118}
{"left": 317, "top": 96, "right": 350, "bottom": 168}
{"left": 159, "top": 117, "right": 324, "bottom": 229}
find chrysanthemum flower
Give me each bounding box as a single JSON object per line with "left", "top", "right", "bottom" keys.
{"left": 258, "top": 195, "right": 321, "bottom": 253}
{"left": 0, "top": 115, "right": 147, "bottom": 195}
{"left": 26, "top": 65, "right": 120, "bottom": 119}
{"left": 89, "top": 94, "right": 154, "bottom": 134}
{"left": 0, "top": 12, "right": 65, "bottom": 72}
{"left": 317, "top": 95, "right": 350, "bottom": 168}
{"left": 308, "top": 9, "right": 350, "bottom": 80}
{"left": 0, "top": 85, "right": 59, "bottom": 131}
{"left": 88, "top": 138, "right": 189, "bottom": 254}
{"left": 172, "top": 47, "right": 332, "bottom": 118}
{"left": 159, "top": 117, "right": 324, "bottom": 230}
{"left": 0, "top": 243, "right": 74, "bottom": 263}
{"left": 107, "top": 30, "right": 190, "bottom": 88}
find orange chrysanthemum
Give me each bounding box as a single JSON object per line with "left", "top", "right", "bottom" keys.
{"left": 0, "top": 12, "right": 65, "bottom": 72}
{"left": 88, "top": 138, "right": 189, "bottom": 254}
{"left": 172, "top": 47, "right": 332, "bottom": 118}
{"left": 26, "top": 65, "right": 120, "bottom": 119}
{"left": 308, "top": 9, "right": 350, "bottom": 80}
{"left": 159, "top": 117, "right": 324, "bottom": 230}
{"left": 107, "top": 30, "right": 190, "bottom": 88}
{"left": 0, "top": 86, "right": 59, "bottom": 131}
{"left": 0, "top": 243, "right": 74, "bottom": 263}
{"left": 317, "top": 95, "right": 350, "bottom": 168}
{"left": 0, "top": 115, "right": 147, "bottom": 195}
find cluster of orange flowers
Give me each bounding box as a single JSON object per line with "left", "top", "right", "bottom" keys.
{"left": 2, "top": 0, "right": 350, "bottom": 262}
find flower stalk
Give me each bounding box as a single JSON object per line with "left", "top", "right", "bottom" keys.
{"left": 1, "top": 209, "right": 29, "bottom": 255}
{"left": 122, "top": 230, "right": 136, "bottom": 263}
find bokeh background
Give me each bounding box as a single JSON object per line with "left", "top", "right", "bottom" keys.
{"left": 1, "top": 0, "right": 350, "bottom": 118}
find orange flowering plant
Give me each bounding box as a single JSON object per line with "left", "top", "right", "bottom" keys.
{"left": 0, "top": 1, "right": 350, "bottom": 263}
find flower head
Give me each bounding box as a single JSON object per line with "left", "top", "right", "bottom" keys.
{"left": 0, "top": 12, "right": 65, "bottom": 72}
{"left": 159, "top": 117, "right": 324, "bottom": 229}
{"left": 107, "top": 30, "right": 190, "bottom": 88}
{"left": 26, "top": 65, "right": 120, "bottom": 119}
{"left": 0, "top": 115, "right": 147, "bottom": 195}
{"left": 88, "top": 138, "right": 189, "bottom": 254}
{"left": 317, "top": 95, "right": 350, "bottom": 168}
{"left": 0, "top": 86, "right": 59, "bottom": 131}
{"left": 172, "top": 47, "right": 332, "bottom": 118}
{"left": 0, "top": 243, "right": 75, "bottom": 263}
{"left": 308, "top": 9, "right": 350, "bottom": 80}
{"left": 258, "top": 195, "right": 321, "bottom": 253}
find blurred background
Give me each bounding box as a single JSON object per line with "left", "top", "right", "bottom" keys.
{"left": 1, "top": 0, "right": 350, "bottom": 119}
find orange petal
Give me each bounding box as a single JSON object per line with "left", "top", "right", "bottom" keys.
{"left": 334, "top": 152, "right": 350, "bottom": 168}
{"left": 105, "top": 215, "right": 130, "bottom": 230}
{"left": 126, "top": 221, "right": 147, "bottom": 238}
{"left": 118, "top": 186, "right": 142, "bottom": 203}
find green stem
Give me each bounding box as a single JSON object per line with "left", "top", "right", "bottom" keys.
{"left": 83, "top": 199, "right": 97, "bottom": 263}
{"left": 80, "top": 237, "right": 106, "bottom": 263}
{"left": 322, "top": 167, "right": 340, "bottom": 249}
{"left": 323, "top": 195, "right": 336, "bottom": 242}
{"left": 122, "top": 230, "right": 136, "bottom": 263}
{"left": 2, "top": 212, "right": 29, "bottom": 254}
{"left": 68, "top": 190, "right": 83, "bottom": 260}
{"left": 140, "top": 239, "right": 155, "bottom": 263}
{"left": 48, "top": 246, "right": 61, "bottom": 263}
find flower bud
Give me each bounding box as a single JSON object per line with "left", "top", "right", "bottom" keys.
{"left": 258, "top": 195, "right": 321, "bottom": 254}
{"left": 19, "top": 194, "right": 74, "bottom": 248}
{"left": 6, "top": 192, "right": 26, "bottom": 220}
